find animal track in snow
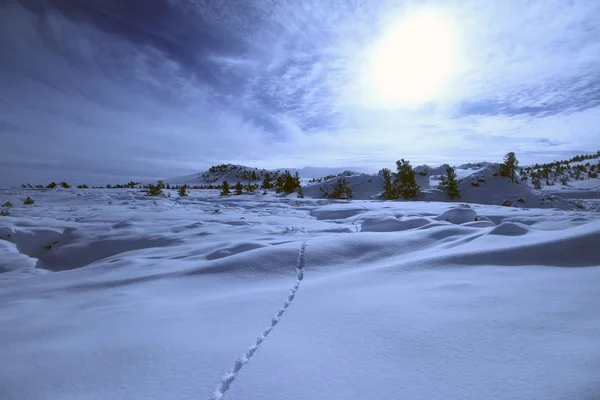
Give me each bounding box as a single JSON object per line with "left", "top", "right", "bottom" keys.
{"left": 210, "top": 242, "right": 307, "bottom": 400}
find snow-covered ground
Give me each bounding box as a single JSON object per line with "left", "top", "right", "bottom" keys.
{"left": 1, "top": 188, "right": 600, "bottom": 400}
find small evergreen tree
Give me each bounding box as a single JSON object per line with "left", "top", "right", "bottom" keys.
{"left": 23, "top": 196, "right": 34, "bottom": 205}
{"left": 440, "top": 166, "right": 461, "bottom": 199}
{"left": 60, "top": 181, "right": 70, "bottom": 189}
{"left": 46, "top": 182, "right": 57, "bottom": 189}
{"left": 245, "top": 183, "right": 257, "bottom": 193}
{"left": 297, "top": 185, "right": 304, "bottom": 198}
{"left": 220, "top": 181, "right": 230, "bottom": 196}
{"left": 380, "top": 168, "right": 395, "bottom": 200}
{"left": 322, "top": 178, "right": 352, "bottom": 199}
{"left": 394, "top": 159, "right": 419, "bottom": 200}
{"left": 261, "top": 173, "right": 272, "bottom": 190}
{"left": 147, "top": 182, "right": 164, "bottom": 196}
{"left": 500, "top": 152, "right": 519, "bottom": 183}
{"left": 234, "top": 181, "right": 243, "bottom": 195}
{"left": 275, "top": 170, "right": 300, "bottom": 194}
{"left": 560, "top": 176, "right": 569, "bottom": 185}
{"left": 178, "top": 184, "right": 188, "bottom": 197}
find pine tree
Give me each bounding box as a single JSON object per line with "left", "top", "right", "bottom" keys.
{"left": 178, "top": 184, "right": 188, "bottom": 197}
{"left": 297, "top": 186, "right": 304, "bottom": 198}
{"left": 251, "top": 171, "right": 257, "bottom": 181}
{"left": 500, "top": 152, "right": 519, "bottom": 183}
{"left": 326, "top": 178, "right": 353, "bottom": 199}
{"left": 23, "top": 197, "right": 34, "bottom": 205}
{"left": 380, "top": 168, "right": 395, "bottom": 200}
{"left": 234, "top": 181, "right": 243, "bottom": 195}
{"left": 261, "top": 173, "right": 272, "bottom": 190}
{"left": 220, "top": 181, "right": 230, "bottom": 196}
{"left": 275, "top": 170, "right": 300, "bottom": 194}
{"left": 394, "top": 159, "right": 420, "bottom": 200}
{"left": 440, "top": 166, "right": 461, "bottom": 199}
{"left": 46, "top": 182, "right": 57, "bottom": 189}
{"left": 147, "top": 182, "right": 164, "bottom": 196}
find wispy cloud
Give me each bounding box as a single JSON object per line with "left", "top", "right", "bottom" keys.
{"left": 1, "top": 0, "right": 599, "bottom": 184}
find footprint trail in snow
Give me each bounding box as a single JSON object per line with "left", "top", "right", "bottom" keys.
{"left": 210, "top": 242, "right": 307, "bottom": 400}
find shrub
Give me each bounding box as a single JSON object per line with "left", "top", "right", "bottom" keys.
{"left": 502, "top": 200, "right": 512, "bottom": 207}
{"left": 44, "top": 240, "right": 59, "bottom": 250}
{"left": 60, "top": 181, "right": 71, "bottom": 189}
{"left": 576, "top": 204, "right": 585, "bottom": 210}
{"left": 275, "top": 171, "right": 300, "bottom": 194}
{"left": 23, "top": 197, "right": 34, "bottom": 205}
{"left": 234, "top": 181, "right": 243, "bottom": 195}
{"left": 1, "top": 202, "right": 13, "bottom": 208}
{"left": 0, "top": 210, "right": 8, "bottom": 216}
{"left": 471, "top": 182, "right": 480, "bottom": 187}
{"left": 220, "top": 181, "right": 230, "bottom": 196}
{"left": 322, "top": 178, "right": 353, "bottom": 199}
{"left": 146, "top": 182, "right": 164, "bottom": 196}
{"left": 46, "top": 182, "right": 57, "bottom": 189}
{"left": 517, "top": 198, "right": 525, "bottom": 203}
{"left": 261, "top": 173, "right": 273, "bottom": 189}
{"left": 178, "top": 184, "right": 189, "bottom": 197}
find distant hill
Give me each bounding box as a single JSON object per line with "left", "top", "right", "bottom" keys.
{"left": 160, "top": 154, "right": 600, "bottom": 210}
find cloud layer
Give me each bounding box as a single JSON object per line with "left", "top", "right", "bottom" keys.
{"left": 1, "top": 0, "right": 599, "bottom": 184}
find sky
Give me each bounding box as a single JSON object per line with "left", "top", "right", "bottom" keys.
{"left": 1, "top": 0, "right": 600, "bottom": 185}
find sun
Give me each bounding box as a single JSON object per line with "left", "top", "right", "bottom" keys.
{"left": 369, "top": 11, "right": 456, "bottom": 105}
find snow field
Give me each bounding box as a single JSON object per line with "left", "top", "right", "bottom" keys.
{"left": 0, "top": 188, "right": 599, "bottom": 400}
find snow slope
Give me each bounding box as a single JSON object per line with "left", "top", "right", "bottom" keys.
{"left": 1, "top": 188, "right": 600, "bottom": 400}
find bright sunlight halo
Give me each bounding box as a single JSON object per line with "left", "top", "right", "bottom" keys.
{"left": 370, "top": 11, "right": 456, "bottom": 105}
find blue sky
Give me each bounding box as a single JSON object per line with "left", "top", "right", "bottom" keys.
{"left": 1, "top": 0, "right": 599, "bottom": 184}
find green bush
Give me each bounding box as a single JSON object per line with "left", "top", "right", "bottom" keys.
{"left": 23, "top": 197, "right": 35, "bottom": 205}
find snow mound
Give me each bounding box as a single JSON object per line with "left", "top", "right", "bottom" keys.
{"left": 489, "top": 221, "right": 531, "bottom": 236}
{"left": 461, "top": 220, "right": 496, "bottom": 228}
{"left": 112, "top": 220, "right": 134, "bottom": 229}
{"left": 303, "top": 172, "right": 383, "bottom": 200}
{"left": 205, "top": 242, "right": 270, "bottom": 260}
{"left": 435, "top": 206, "right": 478, "bottom": 224}
{"left": 311, "top": 204, "right": 366, "bottom": 220}
{"left": 361, "top": 215, "right": 432, "bottom": 232}
{"left": 360, "top": 215, "right": 405, "bottom": 232}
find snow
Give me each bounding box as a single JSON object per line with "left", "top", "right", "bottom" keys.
{"left": 1, "top": 188, "right": 600, "bottom": 400}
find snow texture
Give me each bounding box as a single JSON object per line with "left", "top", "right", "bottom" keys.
{"left": 0, "top": 188, "right": 599, "bottom": 400}
{"left": 211, "top": 242, "right": 306, "bottom": 400}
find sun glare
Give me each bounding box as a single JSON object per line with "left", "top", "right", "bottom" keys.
{"left": 369, "top": 11, "right": 456, "bottom": 105}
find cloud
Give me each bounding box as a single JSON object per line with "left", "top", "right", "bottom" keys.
{"left": 1, "top": 0, "right": 599, "bottom": 185}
